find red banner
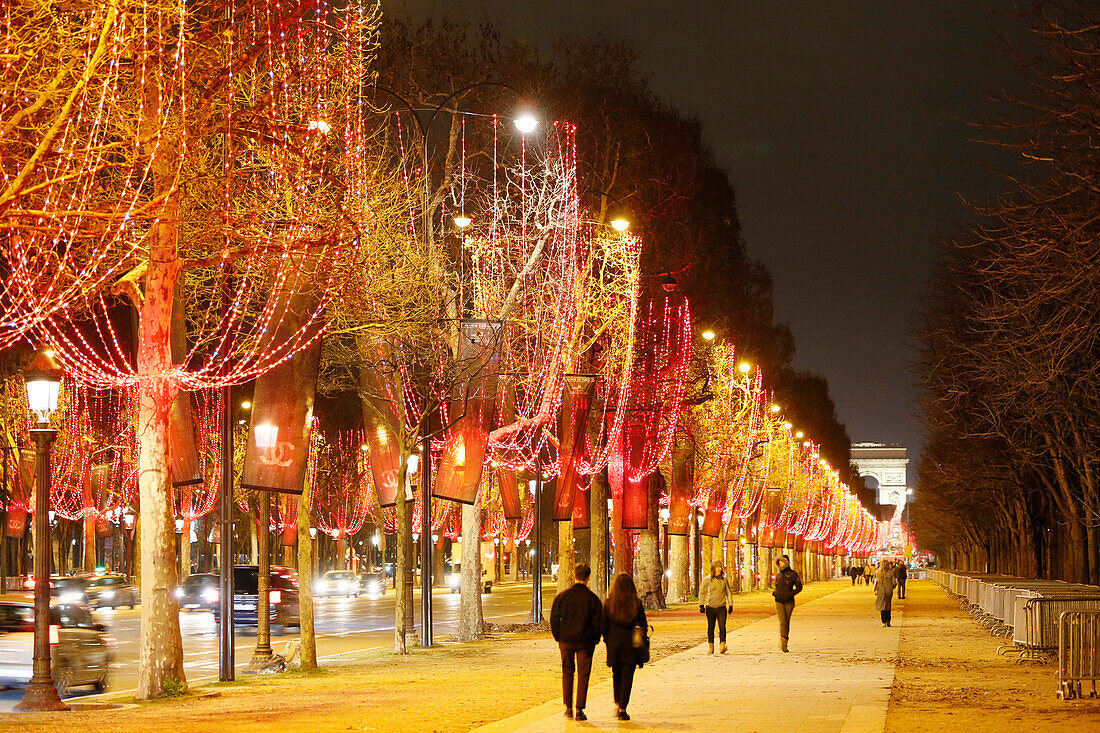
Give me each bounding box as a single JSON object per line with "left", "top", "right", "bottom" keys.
{"left": 609, "top": 420, "right": 649, "bottom": 530}
{"left": 241, "top": 344, "right": 321, "bottom": 495}
{"left": 359, "top": 344, "right": 402, "bottom": 507}
{"left": 169, "top": 391, "right": 203, "bottom": 487}
{"left": 571, "top": 479, "right": 590, "bottom": 529}
{"left": 553, "top": 375, "right": 595, "bottom": 521}
{"left": 498, "top": 466, "right": 521, "bottom": 520}
{"left": 5, "top": 508, "right": 27, "bottom": 538}
{"left": 700, "top": 491, "right": 724, "bottom": 537}
{"left": 667, "top": 449, "right": 693, "bottom": 536}
{"left": 433, "top": 320, "right": 503, "bottom": 505}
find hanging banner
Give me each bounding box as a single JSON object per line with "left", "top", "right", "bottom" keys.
{"left": 571, "top": 479, "right": 590, "bottom": 529}
{"left": 433, "top": 319, "right": 503, "bottom": 504}
{"left": 553, "top": 375, "right": 596, "bottom": 521}
{"left": 667, "top": 448, "right": 693, "bottom": 536}
{"left": 241, "top": 345, "right": 321, "bottom": 495}
{"left": 608, "top": 420, "right": 649, "bottom": 530}
{"left": 358, "top": 341, "right": 402, "bottom": 507}
{"left": 169, "top": 392, "right": 203, "bottom": 487}
{"left": 496, "top": 381, "right": 522, "bottom": 519}
{"left": 700, "top": 490, "right": 724, "bottom": 537}
{"left": 5, "top": 451, "right": 31, "bottom": 537}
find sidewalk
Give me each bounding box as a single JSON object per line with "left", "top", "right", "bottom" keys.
{"left": 476, "top": 581, "right": 898, "bottom": 733}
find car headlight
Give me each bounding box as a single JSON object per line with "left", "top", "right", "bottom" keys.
{"left": 368, "top": 582, "right": 379, "bottom": 594}
{"left": 61, "top": 591, "right": 84, "bottom": 603}
{"left": 174, "top": 588, "right": 184, "bottom": 599}
{"left": 338, "top": 580, "right": 349, "bottom": 592}
{"left": 102, "top": 589, "right": 115, "bottom": 599}
{"left": 202, "top": 588, "right": 219, "bottom": 603}
{"left": 448, "top": 575, "right": 460, "bottom": 589}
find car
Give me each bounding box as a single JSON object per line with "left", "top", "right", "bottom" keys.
{"left": 314, "top": 570, "right": 360, "bottom": 598}
{"left": 446, "top": 565, "right": 493, "bottom": 594}
{"left": 0, "top": 601, "right": 114, "bottom": 695}
{"left": 59, "top": 574, "right": 137, "bottom": 609}
{"left": 357, "top": 572, "right": 387, "bottom": 596}
{"left": 175, "top": 573, "right": 219, "bottom": 611}
{"left": 213, "top": 566, "right": 300, "bottom": 632}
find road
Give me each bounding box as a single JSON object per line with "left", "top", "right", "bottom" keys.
{"left": 0, "top": 580, "right": 556, "bottom": 712}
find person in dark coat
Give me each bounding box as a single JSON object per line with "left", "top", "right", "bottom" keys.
{"left": 875, "top": 561, "right": 897, "bottom": 626}
{"left": 550, "top": 563, "right": 602, "bottom": 721}
{"left": 847, "top": 564, "right": 858, "bottom": 585}
{"left": 602, "top": 573, "right": 647, "bottom": 721}
{"left": 772, "top": 554, "right": 803, "bottom": 652}
{"left": 895, "top": 562, "right": 908, "bottom": 599}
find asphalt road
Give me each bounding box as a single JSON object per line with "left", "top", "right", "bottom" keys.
{"left": 0, "top": 580, "right": 556, "bottom": 711}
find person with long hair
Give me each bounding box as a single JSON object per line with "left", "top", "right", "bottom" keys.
{"left": 602, "top": 573, "right": 648, "bottom": 721}
{"left": 772, "top": 554, "right": 803, "bottom": 652}
{"left": 699, "top": 561, "right": 734, "bottom": 654}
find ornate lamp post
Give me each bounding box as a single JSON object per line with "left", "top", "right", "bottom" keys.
{"left": 14, "top": 351, "right": 68, "bottom": 712}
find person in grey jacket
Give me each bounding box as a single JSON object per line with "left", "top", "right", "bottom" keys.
{"left": 699, "top": 561, "right": 734, "bottom": 654}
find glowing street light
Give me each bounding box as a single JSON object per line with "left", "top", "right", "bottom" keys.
{"left": 240, "top": 400, "right": 252, "bottom": 409}
{"left": 770, "top": 404, "right": 781, "bottom": 413}
{"left": 738, "top": 362, "right": 752, "bottom": 374}
{"left": 513, "top": 113, "right": 538, "bottom": 134}
{"left": 454, "top": 214, "right": 472, "bottom": 228}
{"left": 701, "top": 330, "right": 716, "bottom": 341}
{"left": 610, "top": 217, "right": 630, "bottom": 232}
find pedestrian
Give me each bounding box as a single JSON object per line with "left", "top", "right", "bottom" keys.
{"left": 699, "top": 561, "right": 734, "bottom": 654}
{"left": 772, "top": 554, "right": 803, "bottom": 652}
{"left": 602, "top": 572, "right": 648, "bottom": 722}
{"left": 550, "top": 562, "right": 602, "bottom": 721}
{"left": 896, "top": 562, "right": 908, "bottom": 599}
{"left": 847, "top": 564, "right": 858, "bottom": 585}
{"left": 875, "top": 561, "right": 896, "bottom": 626}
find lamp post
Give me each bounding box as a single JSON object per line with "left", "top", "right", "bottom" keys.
{"left": 531, "top": 448, "right": 544, "bottom": 623}
{"left": 374, "top": 83, "right": 536, "bottom": 644}
{"left": 218, "top": 384, "right": 235, "bottom": 682}
{"left": 14, "top": 351, "right": 67, "bottom": 712}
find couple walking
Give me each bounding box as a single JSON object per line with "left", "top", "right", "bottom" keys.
{"left": 550, "top": 564, "right": 647, "bottom": 722}
{"left": 700, "top": 555, "right": 803, "bottom": 653}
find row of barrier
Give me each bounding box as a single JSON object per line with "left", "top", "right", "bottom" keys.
{"left": 928, "top": 569, "right": 1100, "bottom": 699}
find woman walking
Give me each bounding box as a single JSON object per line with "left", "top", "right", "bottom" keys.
{"left": 602, "top": 573, "right": 647, "bottom": 721}
{"left": 699, "top": 561, "right": 734, "bottom": 654}
{"left": 772, "top": 554, "right": 803, "bottom": 652}
{"left": 875, "top": 561, "right": 896, "bottom": 626}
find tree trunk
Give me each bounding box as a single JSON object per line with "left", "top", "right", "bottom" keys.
{"left": 557, "top": 520, "right": 574, "bottom": 593}
{"left": 668, "top": 534, "right": 690, "bottom": 602}
{"left": 297, "top": 477, "right": 316, "bottom": 669}
{"left": 457, "top": 499, "right": 484, "bottom": 641}
{"left": 84, "top": 514, "right": 96, "bottom": 572}
{"left": 635, "top": 473, "right": 664, "bottom": 610}
{"left": 394, "top": 458, "right": 411, "bottom": 654}
{"left": 590, "top": 474, "right": 608, "bottom": 598}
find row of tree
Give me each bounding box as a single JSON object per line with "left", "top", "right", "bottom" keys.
{"left": 915, "top": 1, "right": 1100, "bottom": 582}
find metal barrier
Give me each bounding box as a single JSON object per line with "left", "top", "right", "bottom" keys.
{"left": 1009, "top": 596, "right": 1100, "bottom": 662}
{"left": 1059, "top": 610, "right": 1100, "bottom": 700}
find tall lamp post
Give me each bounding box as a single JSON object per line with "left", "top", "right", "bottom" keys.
{"left": 374, "top": 83, "right": 537, "bottom": 645}
{"left": 14, "top": 351, "right": 67, "bottom": 712}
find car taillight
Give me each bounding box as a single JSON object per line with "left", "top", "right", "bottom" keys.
{"left": 48, "top": 624, "right": 59, "bottom": 645}
{"left": 269, "top": 590, "right": 281, "bottom": 604}
{"left": 24, "top": 578, "right": 34, "bottom": 589}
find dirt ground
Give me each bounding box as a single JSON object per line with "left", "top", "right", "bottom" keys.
{"left": 2, "top": 581, "right": 844, "bottom": 732}
{"left": 886, "top": 579, "right": 1100, "bottom": 732}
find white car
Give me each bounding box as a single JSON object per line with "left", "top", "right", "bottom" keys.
{"left": 313, "top": 570, "right": 360, "bottom": 598}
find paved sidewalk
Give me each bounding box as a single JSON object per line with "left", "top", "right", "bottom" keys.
{"left": 475, "top": 581, "right": 898, "bottom": 733}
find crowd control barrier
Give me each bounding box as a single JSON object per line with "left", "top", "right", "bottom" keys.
{"left": 1059, "top": 610, "right": 1100, "bottom": 700}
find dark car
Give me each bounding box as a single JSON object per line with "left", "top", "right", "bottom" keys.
{"left": 213, "top": 566, "right": 300, "bottom": 632}
{"left": 175, "top": 573, "right": 219, "bottom": 611}
{"left": 357, "top": 572, "right": 387, "bottom": 596}
{"left": 0, "top": 601, "right": 114, "bottom": 694}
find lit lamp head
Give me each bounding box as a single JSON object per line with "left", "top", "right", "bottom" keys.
{"left": 24, "top": 350, "right": 63, "bottom": 425}
{"left": 701, "top": 330, "right": 716, "bottom": 341}
{"left": 738, "top": 362, "right": 752, "bottom": 374}
{"left": 513, "top": 112, "right": 538, "bottom": 134}
{"left": 609, "top": 217, "right": 630, "bottom": 232}
{"left": 453, "top": 214, "right": 473, "bottom": 228}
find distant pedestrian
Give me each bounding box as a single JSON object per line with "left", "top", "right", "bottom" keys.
{"left": 699, "top": 561, "right": 734, "bottom": 654}
{"left": 848, "top": 564, "right": 859, "bottom": 585}
{"left": 550, "top": 562, "right": 602, "bottom": 721}
{"left": 875, "top": 562, "right": 896, "bottom": 626}
{"left": 864, "top": 565, "right": 874, "bottom": 586}
{"left": 772, "top": 554, "right": 803, "bottom": 652}
{"left": 602, "top": 573, "right": 648, "bottom": 722}
{"left": 896, "top": 562, "right": 908, "bottom": 599}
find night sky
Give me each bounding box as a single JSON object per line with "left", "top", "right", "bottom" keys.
{"left": 388, "top": 1, "right": 1024, "bottom": 473}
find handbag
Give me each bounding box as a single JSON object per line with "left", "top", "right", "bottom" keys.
{"left": 632, "top": 622, "right": 651, "bottom": 665}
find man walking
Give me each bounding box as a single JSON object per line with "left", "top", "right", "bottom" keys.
{"left": 896, "top": 562, "right": 908, "bottom": 599}
{"left": 550, "top": 563, "right": 602, "bottom": 721}
{"left": 772, "top": 554, "right": 803, "bottom": 652}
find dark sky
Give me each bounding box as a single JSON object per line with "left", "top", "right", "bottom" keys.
{"left": 387, "top": 1, "right": 1022, "bottom": 472}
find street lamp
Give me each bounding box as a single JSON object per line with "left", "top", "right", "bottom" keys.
{"left": 513, "top": 112, "right": 539, "bottom": 134}
{"left": 701, "top": 330, "right": 716, "bottom": 341}
{"left": 609, "top": 217, "right": 630, "bottom": 232}
{"left": 15, "top": 351, "right": 68, "bottom": 712}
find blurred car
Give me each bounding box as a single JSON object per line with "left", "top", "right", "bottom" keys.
{"left": 59, "top": 574, "right": 137, "bottom": 609}
{"left": 175, "top": 573, "right": 219, "bottom": 611}
{"left": 0, "top": 601, "right": 114, "bottom": 694}
{"left": 357, "top": 572, "right": 387, "bottom": 596}
{"left": 213, "top": 566, "right": 300, "bottom": 632}
{"left": 313, "top": 570, "right": 360, "bottom": 598}
{"left": 446, "top": 565, "right": 492, "bottom": 594}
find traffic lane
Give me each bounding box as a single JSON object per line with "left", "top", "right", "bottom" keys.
{"left": 0, "top": 583, "right": 555, "bottom": 711}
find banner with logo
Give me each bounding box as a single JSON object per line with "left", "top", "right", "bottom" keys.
{"left": 553, "top": 375, "right": 595, "bottom": 521}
